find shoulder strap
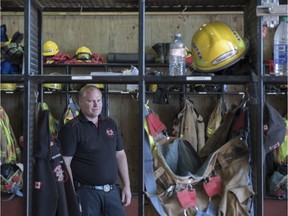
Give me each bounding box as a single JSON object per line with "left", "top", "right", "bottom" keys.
{"left": 144, "top": 126, "right": 165, "bottom": 216}
{"left": 143, "top": 106, "right": 165, "bottom": 215}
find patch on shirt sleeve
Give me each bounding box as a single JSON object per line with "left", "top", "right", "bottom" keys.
{"left": 106, "top": 128, "right": 115, "bottom": 137}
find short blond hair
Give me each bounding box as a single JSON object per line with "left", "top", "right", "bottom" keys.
{"left": 79, "top": 84, "right": 102, "bottom": 98}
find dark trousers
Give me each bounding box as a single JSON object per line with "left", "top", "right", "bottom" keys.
{"left": 77, "top": 185, "right": 125, "bottom": 216}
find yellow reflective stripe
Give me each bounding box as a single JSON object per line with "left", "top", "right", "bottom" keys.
{"left": 40, "top": 102, "right": 59, "bottom": 135}
{"left": 0, "top": 105, "right": 22, "bottom": 164}
{"left": 144, "top": 118, "right": 157, "bottom": 156}
{"left": 0, "top": 119, "right": 17, "bottom": 163}
{"left": 206, "top": 127, "right": 215, "bottom": 136}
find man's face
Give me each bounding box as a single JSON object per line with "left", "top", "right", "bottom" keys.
{"left": 79, "top": 88, "right": 103, "bottom": 119}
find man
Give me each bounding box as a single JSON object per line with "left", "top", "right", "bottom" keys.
{"left": 58, "top": 84, "right": 131, "bottom": 216}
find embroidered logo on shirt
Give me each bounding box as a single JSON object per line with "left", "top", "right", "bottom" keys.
{"left": 106, "top": 128, "right": 114, "bottom": 137}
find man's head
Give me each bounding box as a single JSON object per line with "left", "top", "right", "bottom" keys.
{"left": 79, "top": 84, "right": 103, "bottom": 120}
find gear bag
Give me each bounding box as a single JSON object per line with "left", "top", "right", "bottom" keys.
{"left": 0, "top": 105, "right": 23, "bottom": 200}
{"left": 153, "top": 136, "right": 254, "bottom": 216}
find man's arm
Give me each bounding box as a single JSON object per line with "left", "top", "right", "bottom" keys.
{"left": 116, "top": 150, "right": 132, "bottom": 207}
{"left": 63, "top": 156, "right": 74, "bottom": 189}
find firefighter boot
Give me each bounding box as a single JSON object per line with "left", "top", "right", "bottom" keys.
{"left": 152, "top": 43, "right": 165, "bottom": 63}
{"left": 164, "top": 43, "right": 170, "bottom": 64}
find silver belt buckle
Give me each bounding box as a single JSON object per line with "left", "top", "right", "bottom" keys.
{"left": 103, "top": 184, "right": 111, "bottom": 192}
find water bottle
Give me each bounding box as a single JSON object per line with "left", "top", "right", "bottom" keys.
{"left": 169, "top": 33, "right": 186, "bottom": 76}
{"left": 274, "top": 16, "right": 288, "bottom": 76}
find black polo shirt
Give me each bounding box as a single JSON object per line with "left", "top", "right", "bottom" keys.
{"left": 58, "top": 111, "right": 124, "bottom": 185}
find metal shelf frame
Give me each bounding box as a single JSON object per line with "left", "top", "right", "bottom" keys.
{"left": 2, "top": 0, "right": 287, "bottom": 215}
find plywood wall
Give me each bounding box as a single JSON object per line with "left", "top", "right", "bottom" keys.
{"left": 2, "top": 12, "right": 245, "bottom": 59}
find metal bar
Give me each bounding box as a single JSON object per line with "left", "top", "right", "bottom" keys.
{"left": 138, "top": 0, "right": 145, "bottom": 215}
{"left": 256, "top": 9, "right": 264, "bottom": 216}
{"left": 1, "top": 11, "right": 244, "bottom": 16}
{"left": 24, "top": 1, "right": 32, "bottom": 215}
{"left": 24, "top": 0, "right": 42, "bottom": 215}
{"left": 256, "top": 5, "right": 288, "bottom": 16}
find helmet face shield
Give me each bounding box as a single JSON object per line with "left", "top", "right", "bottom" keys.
{"left": 76, "top": 46, "right": 92, "bottom": 60}
{"left": 191, "top": 22, "right": 248, "bottom": 72}
{"left": 76, "top": 52, "right": 91, "bottom": 60}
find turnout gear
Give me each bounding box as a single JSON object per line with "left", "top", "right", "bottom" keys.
{"left": 0, "top": 83, "right": 17, "bottom": 91}
{"left": 174, "top": 99, "right": 205, "bottom": 153}
{"left": 1, "top": 59, "right": 19, "bottom": 74}
{"left": 43, "top": 41, "right": 59, "bottom": 57}
{"left": 0, "top": 105, "right": 23, "bottom": 200}
{"left": 32, "top": 105, "right": 80, "bottom": 216}
{"left": 206, "top": 97, "right": 226, "bottom": 138}
{"left": 153, "top": 136, "right": 254, "bottom": 215}
{"left": 274, "top": 118, "right": 288, "bottom": 165}
{"left": 191, "top": 22, "right": 248, "bottom": 73}
{"left": 43, "top": 52, "right": 71, "bottom": 64}
{"left": 4, "top": 38, "right": 11, "bottom": 46}
{"left": 1, "top": 31, "right": 24, "bottom": 68}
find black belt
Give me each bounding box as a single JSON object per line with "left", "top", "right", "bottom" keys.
{"left": 77, "top": 182, "right": 115, "bottom": 192}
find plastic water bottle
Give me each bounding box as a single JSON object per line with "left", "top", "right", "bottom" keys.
{"left": 169, "top": 33, "right": 186, "bottom": 76}
{"left": 274, "top": 16, "right": 288, "bottom": 76}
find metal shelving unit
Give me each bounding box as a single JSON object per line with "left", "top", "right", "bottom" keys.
{"left": 1, "top": 0, "right": 287, "bottom": 215}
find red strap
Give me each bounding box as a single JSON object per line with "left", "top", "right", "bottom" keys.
{"left": 274, "top": 188, "right": 284, "bottom": 198}
{"left": 203, "top": 175, "right": 222, "bottom": 197}
{"left": 176, "top": 188, "right": 197, "bottom": 209}
{"left": 146, "top": 113, "right": 166, "bottom": 137}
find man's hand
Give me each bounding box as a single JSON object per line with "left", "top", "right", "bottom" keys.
{"left": 121, "top": 185, "right": 132, "bottom": 207}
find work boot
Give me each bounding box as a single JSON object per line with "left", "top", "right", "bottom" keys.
{"left": 152, "top": 43, "right": 165, "bottom": 63}
{"left": 164, "top": 43, "right": 170, "bottom": 64}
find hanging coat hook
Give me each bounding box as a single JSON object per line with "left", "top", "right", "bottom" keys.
{"left": 34, "top": 91, "right": 39, "bottom": 103}
{"left": 178, "top": 5, "right": 187, "bottom": 19}
{"left": 79, "top": 4, "right": 83, "bottom": 16}
{"left": 131, "top": 92, "right": 139, "bottom": 101}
